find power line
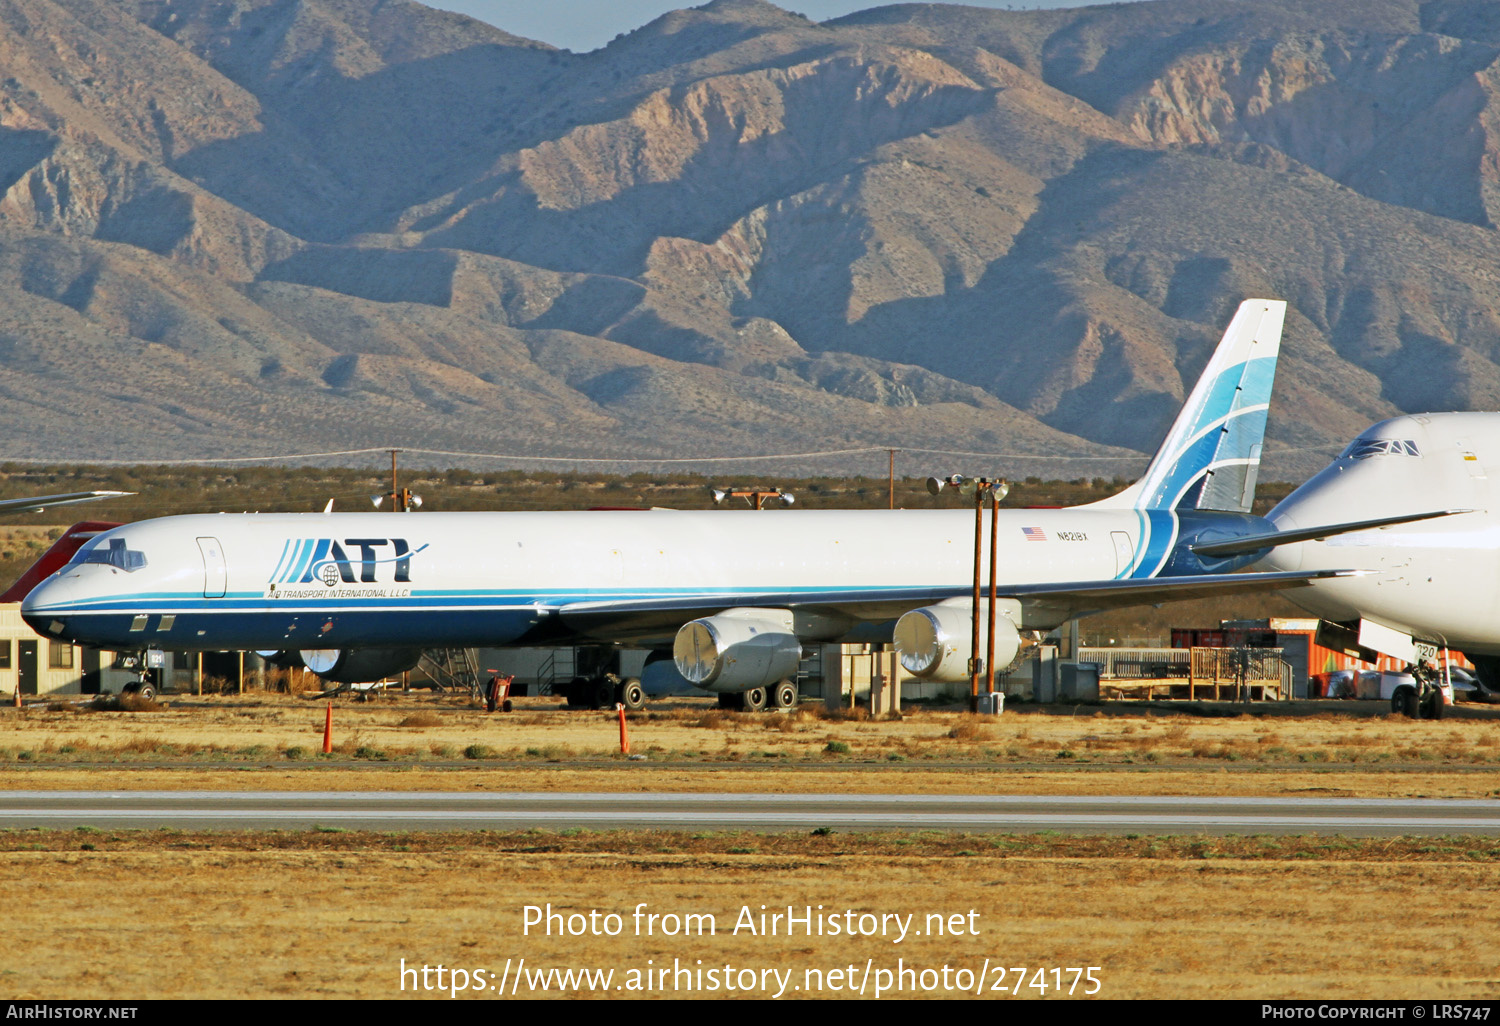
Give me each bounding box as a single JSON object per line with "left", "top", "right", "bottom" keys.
{"left": 0, "top": 440, "right": 1344, "bottom": 469}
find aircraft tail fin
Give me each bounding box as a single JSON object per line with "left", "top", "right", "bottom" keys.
{"left": 1089, "top": 298, "right": 1286, "bottom": 513}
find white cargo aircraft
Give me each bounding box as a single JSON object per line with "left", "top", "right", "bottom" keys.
{"left": 23, "top": 299, "right": 1391, "bottom": 710}
{"left": 1185, "top": 412, "right": 1500, "bottom": 716}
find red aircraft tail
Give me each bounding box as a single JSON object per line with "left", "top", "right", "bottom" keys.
{"left": 0, "top": 521, "right": 121, "bottom": 604}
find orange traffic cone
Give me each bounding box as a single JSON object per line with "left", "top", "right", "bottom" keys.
{"left": 322, "top": 702, "right": 333, "bottom": 754}
{"left": 617, "top": 703, "right": 629, "bottom": 755}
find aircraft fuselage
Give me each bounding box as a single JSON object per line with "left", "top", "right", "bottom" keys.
{"left": 21, "top": 506, "right": 1261, "bottom": 652}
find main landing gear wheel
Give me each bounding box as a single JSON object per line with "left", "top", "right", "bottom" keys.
{"left": 742, "top": 687, "right": 768, "bottom": 713}
{"left": 773, "top": 680, "right": 798, "bottom": 712}
{"left": 593, "top": 680, "right": 618, "bottom": 710}
{"left": 1402, "top": 688, "right": 1421, "bottom": 720}
{"left": 621, "top": 678, "right": 646, "bottom": 711}
{"left": 565, "top": 677, "right": 589, "bottom": 708}
{"left": 1424, "top": 691, "right": 1447, "bottom": 720}
{"left": 717, "top": 692, "right": 743, "bottom": 710}
{"left": 123, "top": 680, "right": 156, "bottom": 702}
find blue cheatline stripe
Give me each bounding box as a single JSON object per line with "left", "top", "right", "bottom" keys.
{"left": 29, "top": 583, "right": 950, "bottom": 615}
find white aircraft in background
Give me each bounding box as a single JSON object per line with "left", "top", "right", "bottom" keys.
{"left": 1179, "top": 412, "right": 1500, "bottom": 717}
{"left": 24, "top": 299, "right": 1399, "bottom": 710}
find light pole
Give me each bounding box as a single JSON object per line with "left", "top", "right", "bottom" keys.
{"left": 985, "top": 479, "right": 1011, "bottom": 702}
{"left": 711, "top": 487, "right": 795, "bottom": 510}
{"left": 371, "top": 449, "right": 423, "bottom": 512}
{"left": 926, "top": 475, "right": 1009, "bottom": 711}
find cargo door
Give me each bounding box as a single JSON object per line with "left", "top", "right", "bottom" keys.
{"left": 197, "top": 537, "right": 227, "bottom": 598}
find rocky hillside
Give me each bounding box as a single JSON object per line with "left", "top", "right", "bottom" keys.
{"left": 4, "top": 0, "right": 1500, "bottom": 479}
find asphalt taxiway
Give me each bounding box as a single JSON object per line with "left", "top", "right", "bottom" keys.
{"left": 1, "top": 790, "right": 1498, "bottom": 835}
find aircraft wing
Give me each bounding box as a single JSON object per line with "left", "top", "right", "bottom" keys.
{"left": 0, "top": 491, "right": 132, "bottom": 515}
{"left": 1191, "top": 509, "right": 1471, "bottom": 558}
{"left": 555, "top": 569, "right": 1365, "bottom": 641}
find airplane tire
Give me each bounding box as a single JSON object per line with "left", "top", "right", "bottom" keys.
{"left": 135, "top": 683, "right": 156, "bottom": 702}
{"left": 621, "top": 678, "right": 646, "bottom": 711}
{"left": 1426, "top": 692, "right": 1446, "bottom": 720}
{"left": 565, "top": 677, "right": 589, "bottom": 708}
{"left": 773, "top": 680, "right": 798, "bottom": 712}
{"left": 1402, "top": 689, "right": 1421, "bottom": 720}
{"left": 717, "top": 692, "right": 743, "bottom": 710}
{"left": 593, "top": 681, "right": 617, "bottom": 709}
{"left": 743, "top": 687, "right": 768, "bottom": 713}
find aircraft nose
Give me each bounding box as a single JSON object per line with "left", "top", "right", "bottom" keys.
{"left": 20, "top": 572, "right": 86, "bottom": 632}
{"left": 23, "top": 572, "right": 67, "bottom": 610}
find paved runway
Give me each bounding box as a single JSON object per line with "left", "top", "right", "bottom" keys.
{"left": 2, "top": 790, "right": 1499, "bottom": 834}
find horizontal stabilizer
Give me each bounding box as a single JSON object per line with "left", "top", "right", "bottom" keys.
{"left": 1190, "top": 509, "right": 1472, "bottom": 558}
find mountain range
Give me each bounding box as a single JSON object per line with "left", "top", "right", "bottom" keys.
{"left": 4, "top": 0, "right": 1500, "bottom": 479}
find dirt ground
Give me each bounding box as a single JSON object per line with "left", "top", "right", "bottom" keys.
{"left": 4, "top": 693, "right": 1500, "bottom": 1000}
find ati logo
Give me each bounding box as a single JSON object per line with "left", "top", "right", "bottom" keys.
{"left": 270, "top": 538, "right": 428, "bottom": 587}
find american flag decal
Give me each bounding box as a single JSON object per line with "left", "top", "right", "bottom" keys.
{"left": 1022, "top": 526, "right": 1047, "bottom": 542}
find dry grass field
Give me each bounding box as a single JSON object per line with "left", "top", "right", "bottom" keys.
{"left": 4, "top": 694, "right": 1499, "bottom": 1000}
{"left": 4, "top": 829, "right": 1499, "bottom": 1000}
{"left": 3, "top": 693, "right": 1500, "bottom": 790}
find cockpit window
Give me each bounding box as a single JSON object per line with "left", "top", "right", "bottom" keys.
{"left": 71, "top": 537, "right": 147, "bottom": 572}
{"left": 1340, "top": 438, "right": 1421, "bottom": 460}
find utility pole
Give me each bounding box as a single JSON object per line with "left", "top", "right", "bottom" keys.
{"left": 986, "top": 484, "right": 1000, "bottom": 699}
{"left": 390, "top": 449, "right": 406, "bottom": 512}
{"left": 969, "top": 483, "right": 983, "bottom": 712}
{"left": 383, "top": 449, "right": 417, "bottom": 512}
{"left": 925, "top": 474, "right": 1005, "bottom": 713}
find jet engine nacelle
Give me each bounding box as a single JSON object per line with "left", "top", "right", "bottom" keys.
{"left": 893, "top": 602, "right": 1022, "bottom": 683}
{"left": 672, "top": 608, "right": 801, "bottom": 692}
{"left": 298, "top": 648, "right": 422, "bottom": 683}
